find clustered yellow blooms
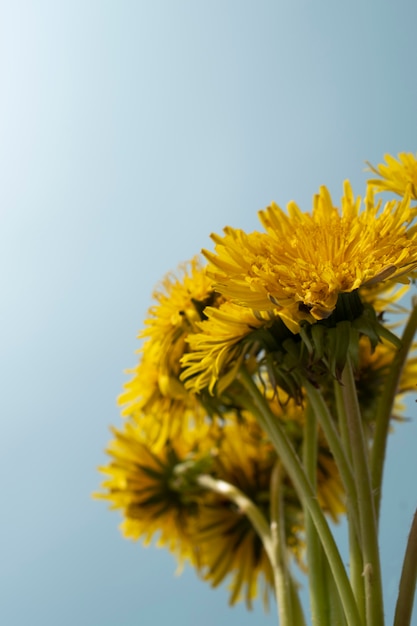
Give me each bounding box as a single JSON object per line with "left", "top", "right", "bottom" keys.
{"left": 96, "top": 153, "right": 417, "bottom": 611}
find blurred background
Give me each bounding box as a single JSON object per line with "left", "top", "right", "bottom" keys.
{"left": 1, "top": 2, "right": 417, "bottom": 625}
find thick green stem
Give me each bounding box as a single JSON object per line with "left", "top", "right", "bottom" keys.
{"left": 341, "top": 356, "right": 385, "bottom": 626}
{"left": 303, "top": 404, "right": 330, "bottom": 626}
{"left": 238, "top": 366, "right": 363, "bottom": 626}
{"left": 324, "top": 557, "right": 348, "bottom": 626}
{"left": 304, "top": 380, "right": 361, "bottom": 543}
{"left": 371, "top": 298, "right": 417, "bottom": 523}
{"left": 394, "top": 508, "right": 417, "bottom": 626}
{"left": 289, "top": 578, "right": 307, "bottom": 626}
{"left": 334, "top": 379, "right": 366, "bottom": 622}
{"left": 348, "top": 508, "right": 366, "bottom": 623}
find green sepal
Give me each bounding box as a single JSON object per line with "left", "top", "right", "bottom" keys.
{"left": 328, "top": 321, "right": 353, "bottom": 381}
{"left": 310, "top": 323, "right": 326, "bottom": 361}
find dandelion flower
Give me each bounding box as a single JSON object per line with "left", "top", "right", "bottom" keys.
{"left": 118, "top": 258, "right": 222, "bottom": 445}
{"left": 94, "top": 420, "right": 203, "bottom": 563}
{"left": 204, "top": 183, "right": 417, "bottom": 328}
{"left": 181, "top": 301, "right": 287, "bottom": 395}
{"left": 367, "top": 152, "right": 417, "bottom": 199}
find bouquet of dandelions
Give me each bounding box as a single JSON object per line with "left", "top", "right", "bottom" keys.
{"left": 95, "top": 153, "right": 417, "bottom": 626}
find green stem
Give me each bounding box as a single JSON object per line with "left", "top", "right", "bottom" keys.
{"left": 270, "top": 461, "right": 298, "bottom": 626}
{"left": 324, "top": 557, "right": 348, "bottom": 626}
{"left": 238, "top": 366, "right": 363, "bottom": 626}
{"left": 348, "top": 515, "right": 366, "bottom": 623}
{"left": 341, "top": 355, "right": 385, "bottom": 626}
{"left": 334, "top": 379, "right": 366, "bottom": 623}
{"left": 289, "top": 578, "right": 307, "bottom": 626}
{"left": 303, "top": 403, "right": 330, "bottom": 626}
{"left": 371, "top": 297, "right": 417, "bottom": 523}
{"left": 393, "top": 508, "right": 417, "bottom": 626}
{"left": 304, "top": 380, "right": 361, "bottom": 543}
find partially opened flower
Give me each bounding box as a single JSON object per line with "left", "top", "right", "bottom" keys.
{"left": 204, "top": 182, "right": 417, "bottom": 330}
{"left": 367, "top": 152, "right": 417, "bottom": 199}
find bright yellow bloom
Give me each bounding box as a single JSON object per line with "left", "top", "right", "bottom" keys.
{"left": 367, "top": 152, "right": 417, "bottom": 199}
{"left": 204, "top": 183, "right": 417, "bottom": 328}
{"left": 118, "top": 258, "right": 222, "bottom": 446}
{"left": 119, "top": 339, "right": 207, "bottom": 449}
{"left": 94, "top": 420, "right": 206, "bottom": 564}
{"left": 181, "top": 301, "right": 284, "bottom": 395}
{"left": 139, "top": 257, "right": 220, "bottom": 380}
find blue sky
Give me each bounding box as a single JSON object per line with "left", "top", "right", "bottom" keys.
{"left": 1, "top": 2, "right": 417, "bottom": 625}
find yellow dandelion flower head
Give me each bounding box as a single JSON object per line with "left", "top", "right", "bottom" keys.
{"left": 204, "top": 183, "right": 417, "bottom": 328}
{"left": 118, "top": 258, "right": 224, "bottom": 445}
{"left": 95, "top": 420, "right": 206, "bottom": 563}
{"left": 141, "top": 256, "right": 221, "bottom": 378}
{"left": 118, "top": 338, "right": 208, "bottom": 449}
{"left": 180, "top": 301, "right": 286, "bottom": 395}
{"left": 367, "top": 152, "right": 417, "bottom": 199}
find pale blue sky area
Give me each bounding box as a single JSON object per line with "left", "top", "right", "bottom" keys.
{"left": 1, "top": 2, "right": 417, "bottom": 625}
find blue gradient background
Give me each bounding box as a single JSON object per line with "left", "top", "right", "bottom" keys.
{"left": 1, "top": 2, "right": 416, "bottom": 625}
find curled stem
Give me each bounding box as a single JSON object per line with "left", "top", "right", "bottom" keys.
{"left": 196, "top": 473, "right": 301, "bottom": 626}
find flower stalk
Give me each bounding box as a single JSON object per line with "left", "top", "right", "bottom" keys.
{"left": 371, "top": 296, "right": 417, "bottom": 523}
{"left": 269, "top": 462, "right": 297, "bottom": 626}
{"left": 197, "top": 472, "right": 300, "bottom": 626}
{"left": 333, "top": 378, "right": 366, "bottom": 621}
{"left": 238, "top": 365, "right": 363, "bottom": 626}
{"left": 302, "top": 404, "right": 331, "bottom": 626}
{"left": 341, "top": 355, "right": 384, "bottom": 626}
